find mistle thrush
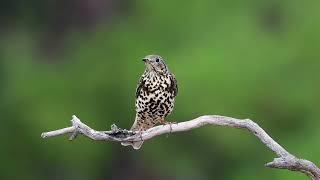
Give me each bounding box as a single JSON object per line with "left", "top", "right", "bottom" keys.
{"left": 121, "top": 55, "right": 178, "bottom": 149}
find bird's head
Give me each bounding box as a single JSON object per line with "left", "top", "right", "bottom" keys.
{"left": 142, "top": 55, "right": 168, "bottom": 74}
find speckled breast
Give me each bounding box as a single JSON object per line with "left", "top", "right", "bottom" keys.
{"left": 135, "top": 72, "right": 175, "bottom": 121}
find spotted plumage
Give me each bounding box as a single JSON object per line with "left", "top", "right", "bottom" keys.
{"left": 121, "top": 55, "right": 178, "bottom": 149}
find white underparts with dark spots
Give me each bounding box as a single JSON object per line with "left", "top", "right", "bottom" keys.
{"left": 134, "top": 70, "right": 177, "bottom": 130}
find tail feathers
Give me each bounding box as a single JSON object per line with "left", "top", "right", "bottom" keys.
{"left": 121, "top": 141, "right": 144, "bottom": 150}
{"left": 121, "top": 116, "right": 145, "bottom": 150}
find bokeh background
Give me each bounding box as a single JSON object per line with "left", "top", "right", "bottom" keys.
{"left": 1, "top": 0, "right": 320, "bottom": 179}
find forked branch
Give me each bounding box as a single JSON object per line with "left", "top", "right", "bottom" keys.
{"left": 41, "top": 115, "right": 320, "bottom": 179}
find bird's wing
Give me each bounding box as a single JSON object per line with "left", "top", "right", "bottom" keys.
{"left": 170, "top": 74, "right": 178, "bottom": 97}
{"left": 135, "top": 75, "right": 146, "bottom": 98}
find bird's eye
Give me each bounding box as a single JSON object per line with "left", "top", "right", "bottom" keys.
{"left": 155, "top": 58, "right": 160, "bottom": 62}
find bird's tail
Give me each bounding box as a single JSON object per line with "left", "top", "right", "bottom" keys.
{"left": 121, "top": 140, "right": 144, "bottom": 150}
{"left": 121, "top": 116, "right": 145, "bottom": 150}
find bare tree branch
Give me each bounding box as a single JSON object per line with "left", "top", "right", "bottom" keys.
{"left": 41, "top": 115, "right": 320, "bottom": 179}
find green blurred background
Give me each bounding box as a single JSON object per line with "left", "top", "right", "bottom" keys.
{"left": 1, "top": 0, "right": 319, "bottom": 179}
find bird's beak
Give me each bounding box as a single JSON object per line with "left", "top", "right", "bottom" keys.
{"left": 142, "top": 58, "right": 149, "bottom": 63}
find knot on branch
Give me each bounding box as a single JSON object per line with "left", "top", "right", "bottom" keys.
{"left": 265, "top": 156, "right": 296, "bottom": 168}
{"left": 266, "top": 156, "right": 320, "bottom": 180}
{"left": 106, "top": 124, "right": 136, "bottom": 138}
{"left": 69, "top": 116, "right": 81, "bottom": 140}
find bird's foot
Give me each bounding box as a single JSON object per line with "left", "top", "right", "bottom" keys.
{"left": 138, "top": 128, "right": 144, "bottom": 141}
{"left": 159, "top": 120, "right": 177, "bottom": 133}
{"left": 159, "top": 119, "right": 177, "bottom": 125}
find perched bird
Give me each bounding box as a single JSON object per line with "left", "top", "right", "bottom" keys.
{"left": 121, "top": 55, "right": 178, "bottom": 149}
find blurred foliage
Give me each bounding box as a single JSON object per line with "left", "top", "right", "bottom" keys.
{"left": 1, "top": 0, "right": 320, "bottom": 180}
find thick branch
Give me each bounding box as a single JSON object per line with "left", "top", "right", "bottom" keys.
{"left": 41, "top": 115, "right": 320, "bottom": 179}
